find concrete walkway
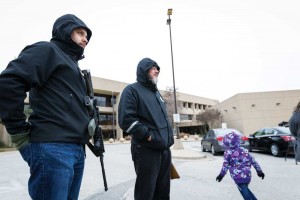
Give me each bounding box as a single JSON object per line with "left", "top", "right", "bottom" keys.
{"left": 171, "top": 147, "right": 206, "bottom": 159}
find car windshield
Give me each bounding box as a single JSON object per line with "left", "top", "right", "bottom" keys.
{"left": 274, "top": 127, "right": 291, "bottom": 134}
{"left": 215, "top": 129, "right": 242, "bottom": 136}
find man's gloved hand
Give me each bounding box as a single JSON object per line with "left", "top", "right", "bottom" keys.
{"left": 9, "top": 132, "right": 29, "bottom": 150}
{"left": 257, "top": 171, "right": 265, "bottom": 179}
{"left": 216, "top": 174, "right": 223, "bottom": 182}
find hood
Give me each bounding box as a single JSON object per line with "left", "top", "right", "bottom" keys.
{"left": 50, "top": 14, "right": 92, "bottom": 61}
{"left": 136, "top": 58, "right": 160, "bottom": 90}
{"left": 223, "top": 131, "right": 240, "bottom": 149}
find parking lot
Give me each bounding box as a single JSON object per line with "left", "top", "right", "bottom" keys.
{"left": 1, "top": 140, "right": 299, "bottom": 200}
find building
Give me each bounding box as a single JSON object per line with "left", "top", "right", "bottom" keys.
{"left": 213, "top": 90, "right": 300, "bottom": 135}
{"left": 0, "top": 76, "right": 218, "bottom": 147}
{"left": 1, "top": 77, "right": 299, "bottom": 146}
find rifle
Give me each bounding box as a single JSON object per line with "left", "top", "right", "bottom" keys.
{"left": 82, "top": 69, "right": 108, "bottom": 191}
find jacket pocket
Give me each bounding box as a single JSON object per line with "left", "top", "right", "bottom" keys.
{"left": 148, "top": 129, "right": 168, "bottom": 149}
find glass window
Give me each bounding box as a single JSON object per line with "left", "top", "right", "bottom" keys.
{"left": 99, "top": 114, "right": 115, "bottom": 125}
{"left": 215, "top": 128, "right": 242, "bottom": 136}
{"left": 94, "top": 93, "right": 116, "bottom": 107}
{"left": 275, "top": 127, "right": 291, "bottom": 134}
{"left": 255, "top": 129, "right": 264, "bottom": 136}
{"left": 208, "top": 130, "right": 214, "bottom": 138}
{"left": 180, "top": 114, "right": 188, "bottom": 120}
{"left": 264, "top": 128, "right": 274, "bottom": 135}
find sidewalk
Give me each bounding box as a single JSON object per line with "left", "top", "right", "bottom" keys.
{"left": 171, "top": 137, "right": 206, "bottom": 160}
{"left": 171, "top": 147, "right": 206, "bottom": 159}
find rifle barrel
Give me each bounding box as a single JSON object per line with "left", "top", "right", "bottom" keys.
{"left": 100, "top": 156, "right": 108, "bottom": 191}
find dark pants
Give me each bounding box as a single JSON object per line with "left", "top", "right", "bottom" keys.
{"left": 236, "top": 183, "right": 257, "bottom": 200}
{"left": 131, "top": 144, "right": 171, "bottom": 200}
{"left": 19, "top": 143, "right": 85, "bottom": 200}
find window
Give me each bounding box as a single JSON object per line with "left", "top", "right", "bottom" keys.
{"left": 99, "top": 113, "right": 115, "bottom": 125}
{"left": 208, "top": 130, "right": 214, "bottom": 139}
{"left": 94, "top": 93, "right": 116, "bottom": 107}
{"left": 180, "top": 114, "right": 192, "bottom": 120}
{"left": 254, "top": 130, "right": 264, "bottom": 136}
{"left": 264, "top": 128, "right": 275, "bottom": 135}
{"left": 181, "top": 114, "right": 188, "bottom": 120}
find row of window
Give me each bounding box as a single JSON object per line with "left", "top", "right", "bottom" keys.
{"left": 94, "top": 94, "right": 116, "bottom": 107}
{"left": 181, "top": 102, "right": 211, "bottom": 110}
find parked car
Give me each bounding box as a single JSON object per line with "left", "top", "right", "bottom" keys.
{"left": 248, "top": 127, "right": 295, "bottom": 157}
{"left": 201, "top": 128, "right": 250, "bottom": 155}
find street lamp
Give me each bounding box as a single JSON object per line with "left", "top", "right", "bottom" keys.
{"left": 167, "top": 9, "right": 181, "bottom": 143}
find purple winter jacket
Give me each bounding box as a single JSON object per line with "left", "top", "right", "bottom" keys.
{"left": 219, "top": 131, "right": 263, "bottom": 184}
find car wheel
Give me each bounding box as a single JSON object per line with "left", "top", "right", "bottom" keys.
{"left": 270, "top": 143, "right": 281, "bottom": 157}
{"left": 211, "top": 145, "right": 217, "bottom": 155}
{"left": 201, "top": 144, "right": 206, "bottom": 152}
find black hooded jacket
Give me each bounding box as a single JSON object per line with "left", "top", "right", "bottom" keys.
{"left": 0, "top": 14, "right": 92, "bottom": 144}
{"left": 289, "top": 111, "right": 300, "bottom": 137}
{"left": 118, "top": 58, "right": 174, "bottom": 149}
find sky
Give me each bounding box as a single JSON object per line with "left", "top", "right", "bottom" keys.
{"left": 1, "top": 0, "right": 300, "bottom": 102}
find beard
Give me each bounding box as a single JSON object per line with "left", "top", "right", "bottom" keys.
{"left": 151, "top": 77, "right": 158, "bottom": 85}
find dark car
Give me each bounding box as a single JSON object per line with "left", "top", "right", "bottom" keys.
{"left": 248, "top": 127, "right": 295, "bottom": 157}
{"left": 201, "top": 128, "right": 250, "bottom": 155}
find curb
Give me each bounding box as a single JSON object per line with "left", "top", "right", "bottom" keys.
{"left": 171, "top": 148, "right": 206, "bottom": 160}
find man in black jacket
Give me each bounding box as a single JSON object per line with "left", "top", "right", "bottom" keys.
{"left": 0, "top": 14, "right": 92, "bottom": 199}
{"left": 289, "top": 101, "right": 300, "bottom": 162}
{"left": 118, "top": 58, "right": 174, "bottom": 200}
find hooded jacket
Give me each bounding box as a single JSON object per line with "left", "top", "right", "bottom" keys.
{"left": 118, "top": 58, "right": 174, "bottom": 149}
{"left": 289, "top": 111, "right": 300, "bottom": 137}
{"left": 0, "top": 14, "right": 92, "bottom": 144}
{"left": 219, "top": 131, "right": 263, "bottom": 184}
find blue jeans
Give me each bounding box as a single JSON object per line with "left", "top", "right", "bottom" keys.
{"left": 236, "top": 183, "right": 257, "bottom": 200}
{"left": 19, "top": 143, "right": 85, "bottom": 200}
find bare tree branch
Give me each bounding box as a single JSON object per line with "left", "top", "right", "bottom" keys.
{"left": 196, "top": 109, "right": 223, "bottom": 131}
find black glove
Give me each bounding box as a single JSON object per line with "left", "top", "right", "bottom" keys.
{"left": 216, "top": 174, "right": 223, "bottom": 182}
{"left": 257, "top": 172, "right": 265, "bottom": 179}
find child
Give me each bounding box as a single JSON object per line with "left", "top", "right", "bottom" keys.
{"left": 216, "top": 131, "right": 265, "bottom": 200}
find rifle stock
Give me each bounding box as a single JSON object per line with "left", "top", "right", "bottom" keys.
{"left": 82, "top": 69, "right": 108, "bottom": 191}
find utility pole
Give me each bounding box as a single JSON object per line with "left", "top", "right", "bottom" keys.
{"left": 167, "top": 8, "right": 183, "bottom": 149}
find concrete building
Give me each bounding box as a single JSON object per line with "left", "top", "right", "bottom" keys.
{"left": 213, "top": 90, "right": 300, "bottom": 136}
{"left": 0, "top": 76, "right": 218, "bottom": 147}
{"left": 1, "top": 76, "right": 299, "bottom": 146}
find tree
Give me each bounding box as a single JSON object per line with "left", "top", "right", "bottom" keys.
{"left": 197, "top": 109, "right": 223, "bottom": 131}
{"left": 161, "top": 87, "right": 181, "bottom": 130}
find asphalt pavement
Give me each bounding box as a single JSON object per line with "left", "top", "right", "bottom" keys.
{"left": 106, "top": 136, "right": 206, "bottom": 160}
{"left": 85, "top": 137, "right": 208, "bottom": 200}
{"left": 2, "top": 137, "right": 300, "bottom": 200}
{"left": 85, "top": 137, "right": 300, "bottom": 200}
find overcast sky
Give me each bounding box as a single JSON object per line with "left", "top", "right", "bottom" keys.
{"left": 1, "top": 0, "right": 299, "bottom": 101}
